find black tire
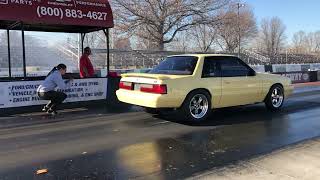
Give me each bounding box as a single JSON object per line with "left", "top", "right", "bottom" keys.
{"left": 178, "top": 90, "right": 212, "bottom": 122}
{"left": 265, "top": 85, "right": 285, "bottom": 111}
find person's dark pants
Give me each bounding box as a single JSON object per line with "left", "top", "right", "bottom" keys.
{"left": 38, "top": 91, "right": 67, "bottom": 111}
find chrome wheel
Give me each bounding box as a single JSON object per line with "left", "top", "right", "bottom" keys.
{"left": 189, "top": 94, "right": 209, "bottom": 119}
{"left": 271, "top": 87, "right": 284, "bottom": 108}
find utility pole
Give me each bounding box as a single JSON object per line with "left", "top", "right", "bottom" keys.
{"left": 237, "top": 2, "right": 245, "bottom": 57}
{"left": 286, "top": 48, "right": 288, "bottom": 64}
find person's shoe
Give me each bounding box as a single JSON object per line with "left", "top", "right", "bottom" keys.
{"left": 47, "top": 109, "right": 58, "bottom": 116}
{"left": 50, "top": 111, "right": 58, "bottom": 116}
{"left": 42, "top": 106, "right": 49, "bottom": 112}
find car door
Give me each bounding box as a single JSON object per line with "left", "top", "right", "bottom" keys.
{"left": 219, "top": 57, "right": 262, "bottom": 107}
{"left": 201, "top": 57, "right": 222, "bottom": 108}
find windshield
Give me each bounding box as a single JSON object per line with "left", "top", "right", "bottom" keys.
{"left": 149, "top": 56, "right": 198, "bottom": 75}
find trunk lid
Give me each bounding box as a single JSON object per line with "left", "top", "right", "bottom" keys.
{"left": 121, "top": 73, "right": 189, "bottom": 80}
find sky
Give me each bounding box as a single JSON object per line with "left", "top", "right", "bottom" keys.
{"left": 245, "top": 0, "right": 320, "bottom": 40}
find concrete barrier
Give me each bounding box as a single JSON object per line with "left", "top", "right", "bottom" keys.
{"left": 310, "top": 63, "right": 320, "bottom": 71}
{"left": 272, "top": 64, "right": 286, "bottom": 73}
{"left": 274, "top": 71, "right": 319, "bottom": 84}
{"left": 309, "top": 71, "right": 318, "bottom": 82}
{"left": 282, "top": 72, "right": 309, "bottom": 83}
{"left": 301, "top": 64, "right": 311, "bottom": 71}
{"left": 251, "top": 65, "right": 265, "bottom": 73}
{"left": 286, "top": 64, "right": 302, "bottom": 72}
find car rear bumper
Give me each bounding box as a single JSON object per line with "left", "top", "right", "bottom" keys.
{"left": 116, "top": 89, "right": 182, "bottom": 108}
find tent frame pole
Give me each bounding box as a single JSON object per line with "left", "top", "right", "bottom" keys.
{"left": 7, "top": 29, "right": 11, "bottom": 78}
{"left": 21, "top": 22, "right": 27, "bottom": 79}
{"left": 6, "top": 21, "right": 21, "bottom": 79}
{"left": 81, "top": 33, "right": 86, "bottom": 54}
{"left": 103, "top": 29, "right": 110, "bottom": 75}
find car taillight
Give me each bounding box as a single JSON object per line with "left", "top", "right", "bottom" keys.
{"left": 140, "top": 84, "right": 167, "bottom": 94}
{"left": 119, "top": 81, "right": 133, "bottom": 90}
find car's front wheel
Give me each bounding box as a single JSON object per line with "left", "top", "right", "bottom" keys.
{"left": 179, "top": 90, "right": 211, "bottom": 122}
{"left": 265, "top": 85, "right": 285, "bottom": 111}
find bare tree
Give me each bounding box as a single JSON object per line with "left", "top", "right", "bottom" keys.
{"left": 110, "top": 28, "right": 132, "bottom": 50}
{"left": 259, "top": 17, "right": 286, "bottom": 60}
{"left": 133, "top": 36, "right": 159, "bottom": 50}
{"left": 166, "top": 31, "right": 191, "bottom": 52}
{"left": 114, "top": 37, "right": 132, "bottom": 50}
{"left": 0, "top": 31, "right": 30, "bottom": 47}
{"left": 0, "top": 31, "right": 6, "bottom": 46}
{"left": 189, "top": 24, "right": 218, "bottom": 52}
{"left": 216, "top": 4, "right": 257, "bottom": 53}
{"left": 292, "top": 31, "right": 320, "bottom": 54}
{"left": 292, "top": 31, "right": 308, "bottom": 54}
{"left": 313, "top": 31, "right": 320, "bottom": 53}
{"left": 112, "top": 0, "right": 230, "bottom": 51}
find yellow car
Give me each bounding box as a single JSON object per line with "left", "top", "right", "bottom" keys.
{"left": 116, "top": 54, "right": 294, "bottom": 121}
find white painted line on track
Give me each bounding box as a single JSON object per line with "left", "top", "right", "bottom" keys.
{"left": 151, "top": 121, "right": 171, "bottom": 126}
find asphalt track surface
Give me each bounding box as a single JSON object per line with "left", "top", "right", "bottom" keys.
{"left": 0, "top": 89, "right": 320, "bottom": 180}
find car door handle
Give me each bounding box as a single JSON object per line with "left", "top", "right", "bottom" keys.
{"left": 224, "top": 81, "right": 231, "bottom": 84}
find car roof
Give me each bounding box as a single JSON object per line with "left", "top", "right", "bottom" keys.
{"left": 168, "top": 54, "right": 237, "bottom": 58}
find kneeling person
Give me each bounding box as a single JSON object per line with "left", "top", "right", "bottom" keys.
{"left": 37, "top": 64, "right": 72, "bottom": 115}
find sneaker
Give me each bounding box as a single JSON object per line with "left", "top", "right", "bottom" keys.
{"left": 47, "top": 109, "right": 58, "bottom": 116}
{"left": 50, "top": 111, "right": 58, "bottom": 116}
{"left": 42, "top": 106, "right": 49, "bottom": 112}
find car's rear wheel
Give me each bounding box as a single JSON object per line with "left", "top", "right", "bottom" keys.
{"left": 265, "top": 85, "right": 285, "bottom": 111}
{"left": 179, "top": 90, "right": 211, "bottom": 122}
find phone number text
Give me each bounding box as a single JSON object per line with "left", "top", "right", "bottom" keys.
{"left": 37, "top": 6, "right": 108, "bottom": 21}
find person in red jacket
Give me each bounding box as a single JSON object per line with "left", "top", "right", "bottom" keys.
{"left": 79, "top": 47, "right": 95, "bottom": 78}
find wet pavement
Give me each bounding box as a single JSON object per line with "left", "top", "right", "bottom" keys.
{"left": 191, "top": 138, "right": 320, "bottom": 180}
{"left": 0, "top": 90, "right": 320, "bottom": 180}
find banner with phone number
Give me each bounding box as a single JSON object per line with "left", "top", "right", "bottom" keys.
{"left": 0, "top": 78, "right": 108, "bottom": 109}
{"left": 0, "top": 0, "right": 113, "bottom": 28}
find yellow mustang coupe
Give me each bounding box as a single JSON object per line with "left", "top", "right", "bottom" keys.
{"left": 116, "top": 54, "right": 294, "bottom": 121}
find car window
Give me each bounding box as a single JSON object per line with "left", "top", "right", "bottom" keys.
{"left": 202, "top": 58, "right": 221, "bottom": 78}
{"left": 220, "top": 57, "right": 251, "bottom": 77}
{"left": 149, "top": 56, "right": 198, "bottom": 75}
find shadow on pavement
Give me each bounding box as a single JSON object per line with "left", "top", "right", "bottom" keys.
{"left": 0, "top": 102, "right": 135, "bottom": 129}
{"left": 156, "top": 98, "right": 320, "bottom": 127}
